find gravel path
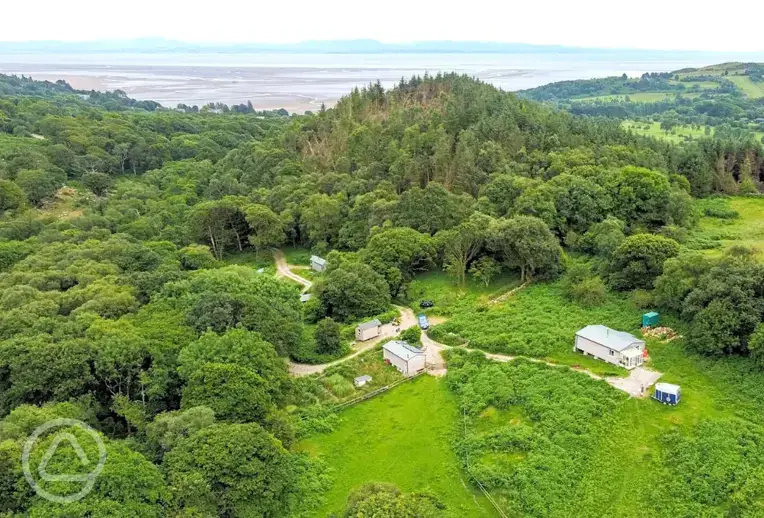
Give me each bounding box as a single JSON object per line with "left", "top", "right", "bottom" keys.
{"left": 288, "top": 306, "right": 417, "bottom": 376}
{"left": 273, "top": 251, "right": 663, "bottom": 397}
{"left": 421, "top": 331, "right": 661, "bottom": 397}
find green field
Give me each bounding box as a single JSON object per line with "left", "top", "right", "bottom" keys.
{"left": 574, "top": 92, "right": 685, "bottom": 103}
{"left": 407, "top": 270, "right": 520, "bottom": 317}
{"left": 297, "top": 375, "right": 494, "bottom": 517}
{"left": 728, "top": 76, "right": 764, "bottom": 98}
{"left": 427, "top": 273, "right": 764, "bottom": 516}
{"left": 691, "top": 196, "right": 764, "bottom": 254}
{"left": 668, "top": 79, "right": 720, "bottom": 90}
{"left": 622, "top": 120, "right": 709, "bottom": 143}
{"left": 676, "top": 63, "right": 764, "bottom": 99}
{"left": 622, "top": 120, "right": 764, "bottom": 144}
{"left": 428, "top": 281, "right": 649, "bottom": 374}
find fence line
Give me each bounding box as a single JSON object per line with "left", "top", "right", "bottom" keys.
{"left": 332, "top": 371, "right": 426, "bottom": 412}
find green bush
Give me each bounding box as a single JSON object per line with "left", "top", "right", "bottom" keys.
{"left": 400, "top": 326, "right": 421, "bottom": 345}
{"left": 374, "top": 308, "right": 400, "bottom": 324}
{"left": 427, "top": 326, "right": 468, "bottom": 346}
{"left": 568, "top": 276, "right": 607, "bottom": 307}
{"left": 631, "top": 289, "right": 654, "bottom": 309}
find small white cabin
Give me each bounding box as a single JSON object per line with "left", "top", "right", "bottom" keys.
{"left": 383, "top": 340, "right": 425, "bottom": 376}
{"left": 574, "top": 325, "right": 645, "bottom": 370}
{"left": 356, "top": 319, "right": 382, "bottom": 341}
{"left": 310, "top": 255, "right": 327, "bottom": 272}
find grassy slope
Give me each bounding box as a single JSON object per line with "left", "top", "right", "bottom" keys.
{"left": 297, "top": 375, "right": 494, "bottom": 517}
{"left": 728, "top": 76, "right": 764, "bottom": 98}
{"left": 692, "top": 196, "right": 764, "bottom": 255}
{"left": 679, "top": 63, "right": 764, "bottom": 99}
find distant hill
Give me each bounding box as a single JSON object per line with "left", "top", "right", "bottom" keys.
{"left": 518, "top": 61, "right": 764, "bottom": 146}
{"left": 520, "top": 62, "right": 764, "bottom": 102}
{"left": 2, "top": 39, "right": 764, "bottom": 57}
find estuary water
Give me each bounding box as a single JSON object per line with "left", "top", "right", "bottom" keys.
{"left": 0, "top": 51, "right": 741, "bottom": 112}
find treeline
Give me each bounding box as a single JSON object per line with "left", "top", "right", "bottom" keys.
{"left": 567, "top": 94, "right": 764, "bottom": 131}
{"left": 0, "top": 73, "right": 162, "bottom": 111}
{"left": 519, "top": 72, "right": 682, "bottom": 101}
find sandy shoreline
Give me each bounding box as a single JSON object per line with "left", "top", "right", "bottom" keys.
{"left": 0, "top": 54, "right": 710, "bottom": 113}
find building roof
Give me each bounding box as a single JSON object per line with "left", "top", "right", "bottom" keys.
{"left": 357, "top": 319, "right": 382, "bottom": 331}
{"left": 383, "top": 340, "right": 424, "bottom": 361}
{"left": 354, "top": 375, "right": 372, "bottom": 383}
{"left": 575, "top": 325, "right": 644, "bottom": 352}
{"left": 655, "top": 382, "right": 680, "bottom": 394}
{"left": 310, "top": 255, "right": 327, "bottom": 266}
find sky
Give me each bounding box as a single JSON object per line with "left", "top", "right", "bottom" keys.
{"left": 4, "top": 0, "right": 764, "bottom": 52}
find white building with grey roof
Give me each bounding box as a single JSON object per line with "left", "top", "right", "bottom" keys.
{"left": 574, "top": 325, "right": 645, "bottom": 370}
{"left": 383, "top": 340, "right": 425, "bottom": 376}
{"left": 355, "top": 319, "right": 382, "bottom": 341}
{"left": 310, "top": 255, "right": 327, "bottom": 272}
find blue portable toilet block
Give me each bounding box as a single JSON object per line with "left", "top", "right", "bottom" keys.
{"left": 654, "top": 383, "right": 681, "bottom": 406}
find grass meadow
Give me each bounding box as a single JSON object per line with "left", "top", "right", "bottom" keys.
{"left": 623, "top": 120, "right": 764, "bottom": 145}
{"left": 622, "top": 120, "right": 710, "bottom": 143}
{"left": 298, "top": 248, "right": 764, "bottom": 516}
{"left": 574, "top": 92, "right": 686, "bottom": 103}
{"left": 691, "top": 196, "right": 764, "bottom": 255}
{"left": 297, "top": 375, "right": 495, "bottom": 517}
{"left": 728, "top": 75, "right": 764, "bottom": 98}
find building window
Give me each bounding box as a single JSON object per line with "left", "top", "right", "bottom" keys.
{"left": 609, "top": 350, "right": 615, "bottom": 357}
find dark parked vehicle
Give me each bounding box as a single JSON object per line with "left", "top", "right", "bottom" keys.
{"left": 419, "top": 300, "right": 434, "bottom": 308}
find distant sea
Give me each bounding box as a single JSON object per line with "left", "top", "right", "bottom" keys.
{"left": 0, "top": 51, "right": 747, "bottom": 112}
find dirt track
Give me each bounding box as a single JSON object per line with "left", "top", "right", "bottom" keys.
{"left": 421, "top": 332, "right": 662, "bottom": 398}
{"left": 289, "top": 306, "right": 417, "bottom": 376}
{"left": 273, "top": 250, "right": 662, "bottom": 396}
{"left": 273, "top": 249, "right": 312, "bottom": 291}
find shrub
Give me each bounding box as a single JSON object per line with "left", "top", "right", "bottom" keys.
{"left": 608, "top": 234, "right": 680, "bottom": 290}
{"left": 315, "top": 317, "right": 342, "bottom": 355}
{"left": 631, "top": 289, "right": 654, "bottom": 309}
{"left": 374, "top": 309, "right": 400, "bottom": 324}
{"left": 178, "top": 244, "right": 218, "bottom": 270}
{"left": 400, "top": 326, "right": 422, "bottom": 345}
{"left": 568, "top": 276, "right": 607, "bottom": 307}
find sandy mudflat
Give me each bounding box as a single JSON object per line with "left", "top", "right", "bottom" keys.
{"left": 0, "top": 52, "right": 711, "bottom": 113}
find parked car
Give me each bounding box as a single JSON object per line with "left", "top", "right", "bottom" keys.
{"left": 417, "top": 313, "right": 430, "bottom": 330}
{"left": 419, "top": 300, "right": 434, "bottom": 308}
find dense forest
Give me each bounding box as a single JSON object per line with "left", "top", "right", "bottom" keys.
{"left": 2, "top": 68, "right": 764, "bottom": 516}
